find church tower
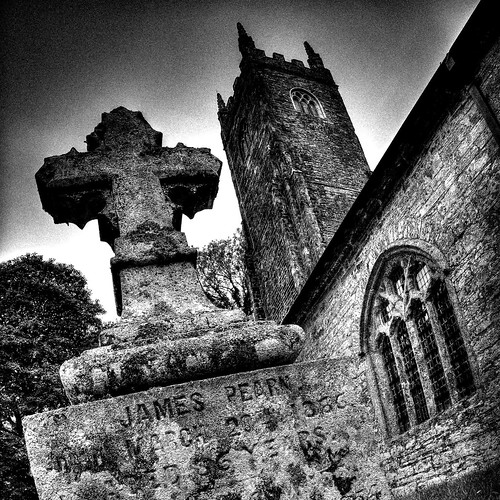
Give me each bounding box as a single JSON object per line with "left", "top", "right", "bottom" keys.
{"left": 218, "top": 24, "right": 370, "bottom": 322}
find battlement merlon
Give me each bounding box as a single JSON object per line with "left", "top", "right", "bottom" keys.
{"left": 237, "top": 23, "right": 332, "bottom": 77}
{"left": 239, "top": 50, "right": 333, "bottom": 83}
{"left": 218, "top": 24, "right": 335, "bottom": 128}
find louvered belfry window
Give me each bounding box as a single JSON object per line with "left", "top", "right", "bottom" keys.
{"left": 370, "top": 252, "right": 475, "bottom": 435}
{"left": 291, "top": 89, "right": 325, "bottom": 118}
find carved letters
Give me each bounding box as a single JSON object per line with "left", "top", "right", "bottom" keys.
{"left": 119, "top": 392, "right": 205, "bottom": 427}
{"left": 224, "top": 375, "right": 292, "bottom": 402}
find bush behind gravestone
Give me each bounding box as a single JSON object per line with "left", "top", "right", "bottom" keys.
{"left": 0, "top": 254, "right": 104, "bottom": 499}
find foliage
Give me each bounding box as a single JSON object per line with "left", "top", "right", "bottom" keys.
{"left": 0, "top": 254, "right": 104, "bottom": 499}
{"left": 394, "top": 463, "right": 500, "bottom": 500}
{"left": 197, "top": 229, "right": 253, "bottom": 316}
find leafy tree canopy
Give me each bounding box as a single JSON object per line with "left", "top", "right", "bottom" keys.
{"left": 197, "top": 229, "right": 253, "bottom": 316}
{"left": 0, "top": 253, "right": 104, "bottom": 499}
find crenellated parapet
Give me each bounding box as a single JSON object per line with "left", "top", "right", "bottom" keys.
{"left": 219, "top": 25, "right": 334, "bottom": 130}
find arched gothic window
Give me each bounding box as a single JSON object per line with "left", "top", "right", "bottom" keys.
{"left": 364, "top": 250, "right": 475, "bottom": 435}
{"left": 290, "top": 89, "right": 325, "bottom": 118}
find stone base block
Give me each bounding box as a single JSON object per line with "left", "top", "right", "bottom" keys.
{"left": 24, "top": 359, "right": 390, "bottom": 500}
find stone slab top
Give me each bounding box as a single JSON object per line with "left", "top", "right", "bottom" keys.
{"left": 60, "top": 321, "right": 306, "bottom": 404}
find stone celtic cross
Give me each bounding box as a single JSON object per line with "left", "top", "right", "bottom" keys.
{"left": 36, "top": 107, "right": 221, "bottom": 318}
{"left": 34, "top": 106, "right": 304, "bottom": 409}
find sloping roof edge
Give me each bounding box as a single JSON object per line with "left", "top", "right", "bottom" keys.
{"left": 284, "top": 0, "right": 499, "bottom": 326}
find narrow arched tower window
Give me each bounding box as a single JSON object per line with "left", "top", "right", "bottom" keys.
{"left": 290, "top": 89, "right": 325, "bottom": 118}
{"left": 363, "top": 250, "right": 475, "bottom": 436}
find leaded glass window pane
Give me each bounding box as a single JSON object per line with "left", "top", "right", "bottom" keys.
{"left": 411, "top": 299, "right": 451, "bottom": 412}
{"left": 380, "top": 334, "right": 410, "bottom": 433}
{"left": 432, "top": 280, "right": 475, "bottom": 398}
{"left": 377, "top": 297, "right": 390, "bottom": 325}
{"left": 416, "top": 264, "right": 432, "bottom": 291}
{"left": 392, "top": 318, "right": 429, "bottom": 423}
{"left": 395, "top": 278, "right": 405, "bottom": 297}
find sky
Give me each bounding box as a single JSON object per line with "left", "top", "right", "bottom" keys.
{"left": 0, "top": 0, "right": 480, "bottom": 320}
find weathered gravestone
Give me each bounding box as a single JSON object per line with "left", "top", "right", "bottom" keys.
{"left": 24, "top": 107, "right": 390, "bottom": 500}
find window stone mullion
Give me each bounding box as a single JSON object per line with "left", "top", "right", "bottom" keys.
{"left": 388, "top": 323, "right": 418, "bottom": 427}
{"left": 370, "top": 343, "right": 400, "bottom": 437}
{"left": 406, "top": 317, "right": 438, "bottom": 416}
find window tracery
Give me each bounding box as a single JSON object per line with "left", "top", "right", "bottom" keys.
{"left": 290, "top": 89, "right": 325, "bottom": 118}
{"left": 365, "top": 250, "right": 475, "bottom": 435}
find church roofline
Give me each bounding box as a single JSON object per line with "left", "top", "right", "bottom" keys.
{"left": 284, "top": 0, "right": 500, "bottom": 326}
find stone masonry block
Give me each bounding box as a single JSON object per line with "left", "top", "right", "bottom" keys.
{"left": 24, "top": 358, "right": 390, "bottom": 500}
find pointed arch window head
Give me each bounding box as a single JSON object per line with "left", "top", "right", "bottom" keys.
{"left": 291, "top": 88, "right": 325, "bottom": 118}
{"left": 363, "top": 250, "right": 475, "bottom": 437}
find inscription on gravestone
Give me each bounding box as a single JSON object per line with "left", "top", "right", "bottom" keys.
{"left": 24, "top": 359, "right": 389, "bottom": 500}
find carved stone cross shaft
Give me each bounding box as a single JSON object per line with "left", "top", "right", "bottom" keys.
{"left": 36, "top": 107, "right": 222, "bottom": 318}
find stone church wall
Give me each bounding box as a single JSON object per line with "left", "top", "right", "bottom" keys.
{"left": 296, "top": 37, "right": 500, "bottom": 495}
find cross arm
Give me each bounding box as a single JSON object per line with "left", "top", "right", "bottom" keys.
{"left": 35, "top": 147, "right": 116, "bottom": 245}
{"left": 156, "top": 144, "right": 222, "bottom": 218}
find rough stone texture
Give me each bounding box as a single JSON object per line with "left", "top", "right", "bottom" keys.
{"left": 118, "top": 262, "right": 213, "bottom": 319}
{"left": 27, "top": 4, "right": 500, "bottom": 499}
{"left": 284, "top": 11, "right": 500, "bottom": 497}
{"left": 218, "top": 31, "right": 370, "bottom": 322}
{"left": 99, "top": 309, "right": 246, "bottom": 347}
{"left": 24, "top": 359, "right": 391, "bottom": 500}
{"left": 61, "top": 321, "right": 305, "bottom": 404}
{"left": 36, "top": 107, "right": 222, "bottom": 318}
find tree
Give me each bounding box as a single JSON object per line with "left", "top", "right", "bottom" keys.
{"left": 0, "top": 254, "right": 104, "bottom": 500}
{"left": 197, "top": 229, "right": 253, "bottom": 316}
